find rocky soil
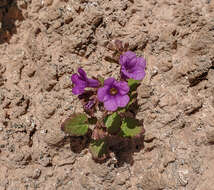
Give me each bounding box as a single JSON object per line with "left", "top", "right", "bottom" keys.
{"left": 0, "top": 0, "right": 214, "bottom": 189}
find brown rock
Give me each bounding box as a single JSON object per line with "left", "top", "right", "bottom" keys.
{"left": 206, "top": 130, "right": 214, "bottom": 144}
{"left": 42, "top": 119, "right": 65, "bottom": 146}
{"left": 7, "top": 60, "right": 24, "bottom": 84}
{"left": 159, "top": 93, "right": 177, "bottom": 108}
{"left": 182, "top": 96, "right": 202, "bottom": 115}
{"left": 196, "top": 161, "right": 214, "bottom": 190}
{"left": 187, "top": 58, "right": 212, "bottom": 86}
{"left": 38, "top": 154, "right": 52, "bottom": 167}
{"left": 42, "top": 104, "right": 56, "bottom": 119}
{"left": 24, "top": 64, "right": 36, "bottom": 77}
{"left": 0, "top": 63, "right": 6, "bottom": 74}
{"left": 84, "top": 8, "right": 103, "bottom": 27}
{"left": 207, "top": 69, "right": 214, "bottom": 85}
{"left": 25, "top": 167, "right": 42, "bottom": 179}
{"left": 138, "top": 84, "right": 153, "bottom": 98}
{"left": 138, "top": 168, "right": 166, "bottom": 190}
{"left": 144, "top": 131, "right": 156, "bottom": 143}
{"left": 44, "top": 0, "right": 53, "bottom": 6}
{"left": 159, "top": 60, "right": 173, "bottom": 72}
{"left": 43, "top": 128, "right": 65, "bottom": 146}
{"left": 162, "top": 149, "right": 176, "bottom": 167}
{"left": 38, "top": 64, "right": 57, "bottom": 91}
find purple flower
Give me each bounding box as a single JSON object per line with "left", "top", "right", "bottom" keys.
{"left": 71, "top": 68, "right": 99, "bottom": 95}
{"left": 98, "top": 78, "right": 130, "bottom": 111}
{"left": 120, "top": 51, "right": 146, "bottom": 80}
{"left": 84, "top": 99, "right": 95, "bottom": 110}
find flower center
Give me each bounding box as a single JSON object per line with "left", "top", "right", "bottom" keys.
{"left": 125, "top": 65, "right": 133, "bottom": 73}
{"left": 125, "top": 59, "right": 136, "bottom": 73}
{"left": 110, "top": 87, "right": 118, "bottom": 95}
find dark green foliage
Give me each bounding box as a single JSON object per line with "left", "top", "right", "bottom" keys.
{"left": 89, "top": 139, "right": 108, "bottom": 160}
{"left": 61, "top": 113, "right": 89, "bottom": 136}
{"left": 120, "top": 117, "right": 143, "bottom": 137}
{"left": 104, "top": 112, "right": 121, "bottom": 134}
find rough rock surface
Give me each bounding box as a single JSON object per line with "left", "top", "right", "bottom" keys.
{"left": 0, "top": 0, "right": 214, "bottom": 189}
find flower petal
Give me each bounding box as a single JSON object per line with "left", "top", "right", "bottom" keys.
{"left": 128, "top": 57, "right": 137, "bottom": 69}
{"left": 78, "top": 68, "right": 87, "bottom": 80}
{"left": 119, "top": 55, "right": 128, "bottom": 65}
{"left": 121, "top": 66, "right": 131, "bottom": 78}
{"left": 123, "top": 51, "right": 136, "bottom": 59}
{"left": 71, "top": 74, "right": 79, "bottom": 83}
{"left": 84, "top": 99, "right": 95, "bottom": 110}
{"left": 71, "top": 74, "right": 87, "bottom": 86}
{"left": 72, "top": 86, "right": 85, "bottom": 95}
{"left": 121, "top": 72, "right": 128, "bottom": 80}
{"left": 119, "top": 51, "right": 136, "bottom": 65}
{"left": 97, "top": 86, "right": 109, "bottom": 102}
{"left": 87, "top": 78, "right": 99, "bottom": 87}
{"left": 136, "top": 57, "right": 146, "bottom": 69}
{"left": 121, "top": 65, "right": 146, "bottom": 80}
{"left": 104, "top": 97, "right": 118, "bottom": 111}
{"left": 128, "top": 69, "right": 146, "bottom": 80}
{"left": 104, "top": 77, "right": 115, "bottom": 86}
{"left": 134, "top": 70, "right": 146, "bottom": 80}
{"left": 115, "top": 95, "right": 130, "bottom": 108}
{"left": 114, "top": 81, "right": 129, "bottom": 95}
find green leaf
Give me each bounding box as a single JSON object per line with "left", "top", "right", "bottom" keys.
{"left": 104, "top": 112, "right": 121, "bottom": 134}
{"left": 117, "top": 107, "right": 126, "bottom": 113}
{"left": 61, "top": 113, "right": 89, "bottom": 136}
{"left": 89, "top": 139, "right": 108, "bottom": 160}
{"left": 118, "top": 92, "right": 137, "bottom": 112}
{"left": 97, "top": 75, "right": 104, "bottom": 86}
{"left": 120, "top": 117, "right": 142, "bottom": 137}
{"left": 126, "top": 92, "right": 137, "bottom": 108}
{"left": 128, "top": 79, "right": 141, "bottom": 91}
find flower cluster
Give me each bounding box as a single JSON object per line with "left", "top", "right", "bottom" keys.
{"left": 62, "top": 43, "right": 147, "bottom": 161}
{"left": 71, "top": 51, "right": 146, "bottom": 112}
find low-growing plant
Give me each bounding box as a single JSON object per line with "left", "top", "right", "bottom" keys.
{"left": 61, "top": 40, "right": 146, "bottom": 161}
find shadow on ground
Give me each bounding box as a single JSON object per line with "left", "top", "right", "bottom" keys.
{"left": 68, "top": 131, "right": 145, "bottom": 166}
{"left": 0, "top": 0, "right": 24, "bottom": 44}
{"left": 68, "top": 97, "right": 145, "bottom": 166}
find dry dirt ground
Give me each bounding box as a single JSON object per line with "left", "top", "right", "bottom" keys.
{"left": 0, "top": 0, "right": 214, "bottom": 189}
